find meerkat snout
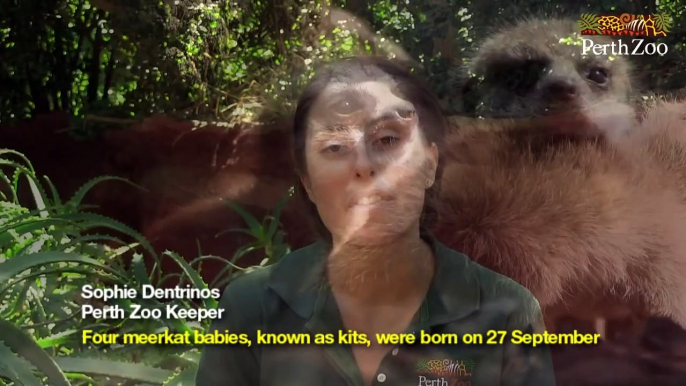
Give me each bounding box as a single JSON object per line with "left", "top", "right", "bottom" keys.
{"left": 540, "top": 76, "right": 578, "bottom": 102}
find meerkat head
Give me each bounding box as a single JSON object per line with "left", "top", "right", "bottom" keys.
{"left": 456, "top": 18, "right": 637, "bottom": 143}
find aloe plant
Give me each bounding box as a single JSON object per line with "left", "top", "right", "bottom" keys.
{"left": 211, "top": 189, "right": 293, "bottom": 288}
{"left": 0, "top": 149, "right": 293, "bottom": 385}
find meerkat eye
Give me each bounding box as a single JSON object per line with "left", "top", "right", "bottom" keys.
{"left": 329, "top": 95, "right": 363, "bottom": 116}
{"left": 396, "top": 107, "right": 415, "bottom": 120}
{"left": 505, "top": 69, "right": 525, "bottom": 90}
{"left": 588, "top": 67, "right": 609, "bottom": 84}
{"left": 497, "top": 60, "right": 547, "bottom": 93}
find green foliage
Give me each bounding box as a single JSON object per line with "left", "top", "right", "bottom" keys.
{"left": 213, "top": 189, "right": 292, "bottom": 288}
{"left": 2, "top": 0, "right": 685, "bottom": 128}
{"left": 0, "top": 150, "right": 292, "bottom": 385}
{"left": 0, "top": 0, "right": 396, "bottom": 128}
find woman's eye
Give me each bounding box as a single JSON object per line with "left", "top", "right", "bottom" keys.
{"left": 324, "top": 144, "right": 344, "bottom": 153}
{"left": 377, "top": 136, "right": 399, "bottom": 148}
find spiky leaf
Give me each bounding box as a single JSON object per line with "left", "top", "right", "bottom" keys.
{"left": 53, "top": 357, "right": 174, "bottom": 384}
{"left": 0, "top": 320, "right": 70, "bottom": 386}
{"left": 162, "top": 367, "right": 198, "bottom": 386}
{"left": 162, "top": 251, "right": 218, "bottom": 310}
{"left": 67, "top": 176, "right": 146, "bottom": 209}
{"left": 0, "top": 343, "right": 44, "bottom": 386}
{"left": 0, "top": 251, "right": 123, "bottom": 284}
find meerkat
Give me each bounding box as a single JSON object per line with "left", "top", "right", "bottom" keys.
{"left": 453, "top": 18, "right": 640, "bottom": 144}
{"left": 435, "top": 18, "right": 686, "bottom": 335}
{"left": 437, "top": 98, "right": 686, "bottom": 329}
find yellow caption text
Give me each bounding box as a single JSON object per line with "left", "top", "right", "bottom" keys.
{"left": 82, "top": 329, "right": 600, "bottom": 348}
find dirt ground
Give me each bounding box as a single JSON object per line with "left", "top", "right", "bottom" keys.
{"left": 552, "top": 317, "right": 686, "bottom": 385}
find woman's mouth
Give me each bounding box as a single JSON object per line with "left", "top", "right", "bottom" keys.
{"left": 349, "top": 190, "right": 395, "bottom": 208}
{"left": 357, "top": 195, "right": 384, "bottom": 205}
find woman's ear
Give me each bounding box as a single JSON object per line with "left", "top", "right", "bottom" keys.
{"left": 424, "top": 142, "right": 439, "bottom": 188}
{"left": 300, "top": 174, "right": 315, "bottom": 203}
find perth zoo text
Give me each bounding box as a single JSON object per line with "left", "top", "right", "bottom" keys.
{"left": 582, "top": 38, "right": 669, "bottom": 56}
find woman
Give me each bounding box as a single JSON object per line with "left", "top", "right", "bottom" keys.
{"left": 196, "top": 56, "right": 556, "bottom": 386}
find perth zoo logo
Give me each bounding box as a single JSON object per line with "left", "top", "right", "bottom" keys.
{"left": 578, "top": 13, "right": 672, "bottom": 36}
{"left": 577, "top": 13, "right": 673, "bottom": 57}
{"left": 415, "top": 358, "right": 475, "bottom": 386}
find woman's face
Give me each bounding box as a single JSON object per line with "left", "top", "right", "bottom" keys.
{"left": 300, "top": 74, "right": 439, "bottom": 246}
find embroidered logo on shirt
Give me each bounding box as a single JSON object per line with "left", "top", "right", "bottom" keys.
{"left": 416, "top": 359, "right": 474, "bottom": 386}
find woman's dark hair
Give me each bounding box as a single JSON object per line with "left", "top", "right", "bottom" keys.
{"left": 291, "top": 56, "right": 448, "bottom": 245}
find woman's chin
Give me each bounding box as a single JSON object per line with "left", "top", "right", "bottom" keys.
{"left": 327, "top": 202, "right": 422, "bottom": 246}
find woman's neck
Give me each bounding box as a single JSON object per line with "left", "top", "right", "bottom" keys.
{"left": 326, "top": 226, "right": 435, "bottom": 305}
{"left": 325, "top": 226, "right": 435, "bottom": 339}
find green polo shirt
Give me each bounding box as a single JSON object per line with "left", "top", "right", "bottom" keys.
{"left": 196, "top": 230, "right": 556, "bottom": 386}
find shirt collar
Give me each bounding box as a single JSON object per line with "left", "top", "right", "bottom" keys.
{"left": 266, "top": 228, "right": 481, "bottom": 326}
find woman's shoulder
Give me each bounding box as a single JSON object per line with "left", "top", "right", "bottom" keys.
{"left": 471, "top": 258, "right": 539, "bottom": 302}
{"left": 220, "top": 241, "right": 323, "bottom": 292}
{"left": 478, "top": 263, "right": 540, "bottom": 308}
{"left": 212, "top": 265, "right": 273, "bottom": 329}
{"left": 215, "top": 242, "right": 326, "bottom": 325}
{"left": 472, "top": 260, "right": 543, "bottom": 326}
{"left": 436, "top": 242, "right": 543, "bottom": 325}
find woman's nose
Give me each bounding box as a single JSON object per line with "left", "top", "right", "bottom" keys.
{"left": 353, "top": 145, "right": 376, "bottom": 180}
